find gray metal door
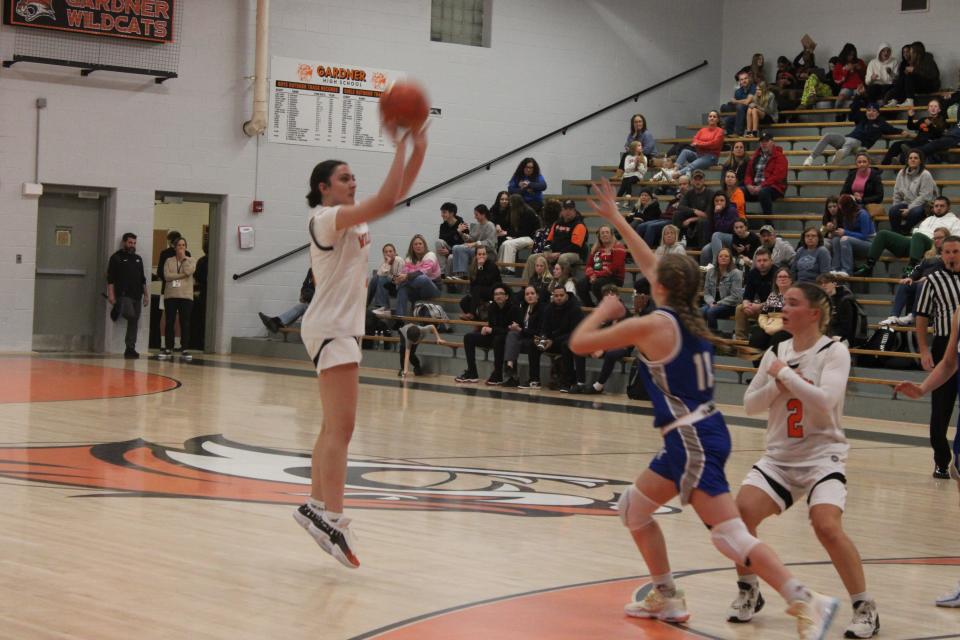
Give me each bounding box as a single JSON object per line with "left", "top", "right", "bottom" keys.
{"left": 33, "top": 194, "right": 103, "bottom": 351}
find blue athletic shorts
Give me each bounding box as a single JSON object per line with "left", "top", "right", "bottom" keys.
{"left": 648, "top": 416, "right": 732, "bottom": 505}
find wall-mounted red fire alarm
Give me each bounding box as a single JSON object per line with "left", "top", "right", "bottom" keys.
{"left": 252, "top": 200, "right": 264, "bottom": 213}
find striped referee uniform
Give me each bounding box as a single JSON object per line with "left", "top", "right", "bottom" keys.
{"left": 915, "top": 267, "right": 960, "bottom": 471}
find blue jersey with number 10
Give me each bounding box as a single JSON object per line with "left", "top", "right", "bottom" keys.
{"left": 636, "top": 308, "right": 718, "bottom": 428}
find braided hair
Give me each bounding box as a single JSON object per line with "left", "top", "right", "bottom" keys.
{"left": 656, "top": 253, "right": 711, "bottom": 342}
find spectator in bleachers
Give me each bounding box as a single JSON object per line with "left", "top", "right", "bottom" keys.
{"left": 508, "top": 157, "right": 547, "bottom": 212}
{"left": 259, "top": 268, "right": 314, "bottom": 334}
{"left": 500, "top": 284, "right": 545, "bottom": 389}
{"left": 803, "top": 93, "right": 903, "bottom": 166}
{"left": 545, "top": 199, "right": 589, "bottom": 270}
{"left": 840, "top": 153, "right": 884, "bottom": 207}
{"left": 855, "top": 195, "right": 960, "bottom": 276}
{"left": 673, "top": 111, "right": 724, "bottom": 177}
{"left": 659, "top": 173, "right": 690, "bottom": 226}
{"left": 701, "top": 247, "right": 743, "bottom": 333}
{"left": 451, "top": 204, "right": 498, "bottom": 278}
{"left": 367, "top": 243, "right": 403, "bottom": 316}
{"left": 455, "top": 284, "right": 513, "bottom": 385}
{"left": 744, "top": 81, "right": 778, "bottom": 137}
{"left": 490, "top": 191, "right": 510, "bottom": 247}
{"left": 721, "top": 141, "right": 749, "bottom": 185}
{"left": 748, "top": 266, "right": 793, "bottom": 354}
{"left": 534, "top": 284, "right": 586, "bottom": 393}
{"left": 392, "top": 234, "right": 442, "bottom": 318}
{"left": 831, "top": 43, "right": 867, "bottom": 114}
{"left": 435, "top": 202, "right": 465, "bottom": 276}
{"left": 724, "top": 71, "right": 756, "bottom": 136}
{"left": 584, "top": 283, "right": 635, "bottom": 395}
{"left": 821, "top": 196, "right": 841, "bottom": 238}
{"left": 617, "top": 141, "right": 647, "bottom": 197}
{"left": 619, "top": 113, "right": 656, "bottom": 173}
{"left": 744, "top": 131, "right": 788, "bottom": 214}
{"left": 705, "top": 218, "right": 760, "bottom": 270}
{"left": 459, "top": 245, "right": 502, "bottom": 320}
{"left": 792, "top": 226, "right": 831, "bottom": 283}
{"left": 520, "top": 199, "right": 561, "bottom": 281}
{"left": 758, "top": 223, "right": 796, "bottom": 267}
{"left": 577, "top": 225, "right": 626, "bottom": 305}
{"left": 497, "top": 194, "right": 541, "bottom": 275}
{"left": 723, "top": 170, "right": 747, "bottom": 219}
{"left": 737, "top": 53, "right": 767, "bottom": 85}
{"left": 697, "top": 192, "right": 739, "bottom": 265}
{"left": 882, "top": 99, "right": 945, "bottom": 166}
{"left": 734, "top": 247, "right": 775, "bottom": 340}
{"left": 527, "top": 255, "right": 554, "bottom": 298}
{"left": 816, "top": 272, "right": 863, "bottom": 344}
{"left": 882, "top": 225, "right": 950, "bottom": 326}
{"left": 627, "top": 188, "right": 663, "bottom": 242}
{"left": 884, "top": 41, "right": 940, "bottom": 108}
{"left": 552, "top": 261, "right": 577, "bottom": 298}
{"left": 655, "top": 224, "right": 686, "bottom": 258}
{"left": 828, "top": 194, "right": 876, "bottom": 277}
{"left": 773, "top": 56, "right": 800, "bottom": 112}
{"left": 914, "top": 90, "right": 960, "bottom": 163}
{"left": 866, "top": 43, "right": 898, "bottom": 104}
{"left": 889, "top": 149, "right": 938, "bottom": 234}
{"left": 798, "top": 66, "right": 834, "bottom": 110}
{"left": 672, "top": 169, "right": 715, "bottom": 249}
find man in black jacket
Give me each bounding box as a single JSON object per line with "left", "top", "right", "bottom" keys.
{"left": 455, "top": 285, "right": 513, "bottom": 385}
{"left": 533, "top": 284, "right": 586, "bottom": 392}
{"left": 434, "top": 202, "right": 464, "bottom": 276}
{"left": 107, "top": 232, "right": 148, "bottom": 358}
{"left": 671, "top": 169, "right": 715, "bottom": 249}
{"left": 546, "top": 200, "right": 589, "bottom": 271}
{"left": 259, "top": 268, "right": 315, "bottom": 333}
{"left": 734, "top": 247, "right": 775, "bottom": 340}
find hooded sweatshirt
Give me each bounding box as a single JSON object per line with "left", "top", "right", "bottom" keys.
{"left": 865, "top": 43, "right": 898, "bottom": 86}
{"left": 893, "top": 166, "right": 938, "bottom": 208}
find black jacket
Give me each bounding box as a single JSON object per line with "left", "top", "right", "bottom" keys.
{"left": 742, "top": 266, "right": 775, "bottom": 303}
{"left": 484, "top": 299, "right": 514, "bottom": 336}
{"left": 627, "top": 200, "right": 662, "bottom": 225}
{"left": 907, "top": 256, "right": 943, "bottom": 281}
{"left": 730, "top": 231, "right": 762, "bottom": 261}
{"left": 829, "top": 285, "right": 859, "bottom": 344}
{"left": 300, "top": 269, "right": 315, "bottom": 303}
{"left": 107, "top": 250, "right": 147, "bottom": 298}
{"left": 840, "top": 167, "right": 884, "bottom": 205}
{"left": 502, "top": 207, "right": 540, "bottom": 239}
{"left": 510, "top": 301, "right": 544, "bottom": 338}
{"left": 469, "top": 261, "right": 502, "bottom": 302}
{"left": 539, "top": 296, "right": 584, "bottom": 342}
{"left": 438, "top": 216, "right": 466, "bottom": 248}
{"left": 847, "top": 96, "right": 902, "bottom": 148}
{"left": 548, "top": 213, "right": 589, "bottom": 258}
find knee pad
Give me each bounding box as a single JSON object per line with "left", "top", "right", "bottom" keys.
{"left": 617, "top": 485, "right": 658, "bottom": 531}
{"left": 710, "top": 518, "right": 761, "bottom": 565}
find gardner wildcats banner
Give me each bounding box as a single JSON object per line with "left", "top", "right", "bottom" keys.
{"left": 4, "top": 0, "right": 175, "bottom": 43}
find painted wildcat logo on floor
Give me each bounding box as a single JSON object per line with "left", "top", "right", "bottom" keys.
{"left": 0, "top": 435, "right": 677, "bottom": 517}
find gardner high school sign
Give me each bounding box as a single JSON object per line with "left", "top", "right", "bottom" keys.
{"left": 4, "top": 0, "right": 175, "bottom": 43}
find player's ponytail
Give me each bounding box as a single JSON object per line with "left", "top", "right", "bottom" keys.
{"left": 306, "top": 160, "right": 346, "bottom": 208}
{"left": 656, "top": 253, "right": 712, "bottom": 342}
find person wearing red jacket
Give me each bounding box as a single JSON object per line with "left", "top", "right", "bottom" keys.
{"left": 832, "top": 43, "right": 867, "bottom": 113}
{"left": 576, "top": 225, "right": 626, "bottom": 305}
{"left": 744, "top": 132, "right": 788, "bottom": 215}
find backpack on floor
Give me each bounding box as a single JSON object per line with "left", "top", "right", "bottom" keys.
{"left": 858, "top": 327, "right": 916, "bottom": 370}
{"left": 626, "top": 359, "right": 650, "bottom": 401}
{"left": 412, "top": 301, "right": 450, "bottom": 333}
{"left": 848, "top": 298, "right": 870, "bottom": 348}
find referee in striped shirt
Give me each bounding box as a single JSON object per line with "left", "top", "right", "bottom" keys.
{"left": 916, "top": 235, "right": 960, "bottom": 478}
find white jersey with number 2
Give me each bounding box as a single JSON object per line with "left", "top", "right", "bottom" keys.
{"left": 300, "top": 205, "right": 371, "bottom": 341}
{"left": 744, "top": 335, "right": 850, "bottom": 466}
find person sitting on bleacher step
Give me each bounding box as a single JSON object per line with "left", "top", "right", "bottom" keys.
{"left": 434, "top": 202, "right": 465, "bottom": 277}
{"left": 454, "top": 284, "right": 513, "bottom": 386}
{"left": 757, "top": 224, "right": 796, "bottom": 268}
{"left": 855, "top": 195, "right": 960, "bottom": 277}
{"left": 734, "top": 247, "right": 775, "bottom": 341}
{"left": 881, "top": 225, "right": 950, "bottom": 327}
{"left": 672, "top": 169, "right": 715, "bottom": 249}
{"left": 259, "top": 268, "right": 314, "bottom": 334}
{"left": 744, "top": 132, "right": 788, "bottom": 215}
{"left": 803, "top": 91, "right": 903, "bottom": 166}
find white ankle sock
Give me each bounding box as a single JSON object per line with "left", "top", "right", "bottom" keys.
{"left": 325, "top": 511, "right": 343, "bottom": 522}
{"left": 308, "top": 497, "right": 325, "bottom": 512}
{"left": 593, "top": 382, "right": 604, "bottom": 392}
{"left": 652, "top": 573, "right": 676, "bottom": 597}
{"left": 850, "top": 591, "right": 870, "bottom": 606}
{"left": 779, "top": 578, "right": 811, "bottom": 603}
{"left": 740, "top": 574, "right": 759, "bottom": 587}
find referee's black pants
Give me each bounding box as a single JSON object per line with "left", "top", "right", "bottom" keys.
{"left": 930, "top": 335, "right": 957, "bottom": 469}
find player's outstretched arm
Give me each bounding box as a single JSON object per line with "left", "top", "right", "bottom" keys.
{"left": 335, "top": 130, "right": 416, "bottom": 231}
{"left": 587, "top": 179, "right": 657, "bottom": 288}
{"left": 571, "top": 294, "right": 660, "bottom": 355}
{"left": 896, "top": 310, "right": 960, "bottom": 398}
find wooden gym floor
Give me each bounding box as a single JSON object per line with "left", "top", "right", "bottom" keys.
{"left": 0, "top": 353, "right": 957, "bottom": 640}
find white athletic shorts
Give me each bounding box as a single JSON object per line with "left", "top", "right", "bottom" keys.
{"left": 741, "top": 454, "right": 847, "bottom": 513}
{"left": 304, "top": 336, "right": 362, "bottom": 373}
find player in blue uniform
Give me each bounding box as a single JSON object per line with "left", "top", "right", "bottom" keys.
{"left": 571, "top": 179, "right": 838, "bottom": 639}
{"left": 895, "top": 310, "right": 960, "bottom": 608}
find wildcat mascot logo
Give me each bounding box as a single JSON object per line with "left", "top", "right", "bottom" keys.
{"left": 0, "top": 435, "right": 677, "bottom": 518}
{"left": 15, "top": 0, "right": 56, "bottom": 22}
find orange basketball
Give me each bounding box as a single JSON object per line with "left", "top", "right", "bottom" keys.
{"left": 379, "top": 80, "right": 430, "bottom": 130}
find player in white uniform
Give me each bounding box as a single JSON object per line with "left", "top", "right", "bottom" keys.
{"left": 731, "top": 282, "right": 879, "bottom": 638}
{"left": 292, "top": 126, "right": 427, "bottom": 569}
{"left": 895, "top": 309, "right": 960, "bottom": 608}
{"left": 572, "top": 180, "right": 838, "bottom": 640}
